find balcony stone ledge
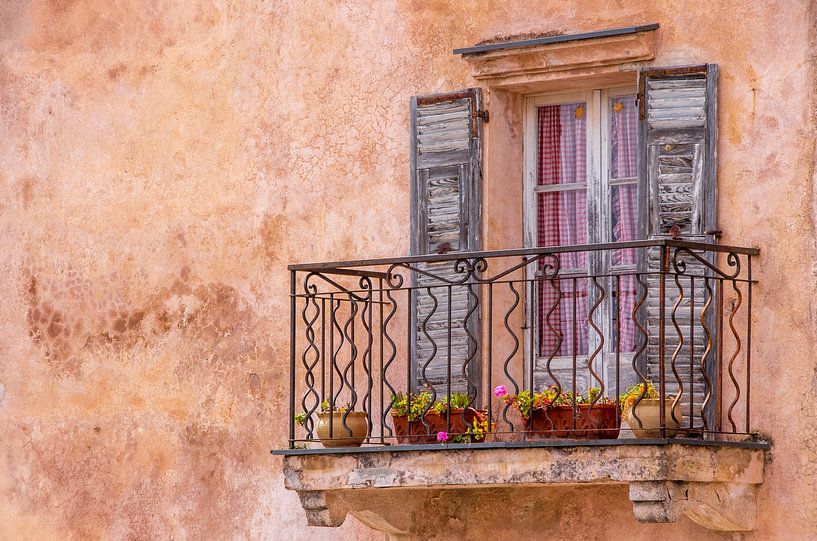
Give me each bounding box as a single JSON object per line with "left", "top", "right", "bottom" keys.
{"left": 276, "top": 439, "right": 768, "bottom": 537}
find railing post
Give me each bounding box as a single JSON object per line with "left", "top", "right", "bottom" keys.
{"left": 658, "top": 244, "right": 668, "bottom": 438}
{"left": 289, "top": 270, "right": 297, "bottom": 449}
{"left": 745, "top": 256, "right": 752, "bottom": 434}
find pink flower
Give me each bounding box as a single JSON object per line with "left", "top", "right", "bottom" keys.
{"left": 493, "top": 385, "right": 508, "bottom": 398}
{"left": 436, "top": 431, "right": 449, "bottom": 442}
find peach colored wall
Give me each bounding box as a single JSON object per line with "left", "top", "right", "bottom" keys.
{"left": 0, "top": 1, "right": 815, "bottom": 539}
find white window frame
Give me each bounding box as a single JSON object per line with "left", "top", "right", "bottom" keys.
{"left": 522, "top": 85, "right": 637, "bottom": 392}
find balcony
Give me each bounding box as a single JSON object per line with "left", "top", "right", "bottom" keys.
{"left": 273, "top": 240, "right": 768, "bottom": 534}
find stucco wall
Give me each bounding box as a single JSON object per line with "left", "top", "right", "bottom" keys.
{"left": 0, "top": 1, "right": 815, "bottom": 539}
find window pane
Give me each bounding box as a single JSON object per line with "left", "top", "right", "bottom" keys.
{"left": 537, "top": 103, "right": 587, "bottom": 186}
{"left": 613, "top": 275, "right": 637, "bottom": 354}
{"left": 535, "top": 101, "right": 589, "bottom": 256}
{"left": 611, "top": 184, "right": 638, "bottom": 249}
{"left": 538, "top": 277, "right": 590, "bottom": 357}
{"left": 609, "top": 95, "right": 638, "bottom": 179}
{"left": 537, "top": 190, "right": 588, "bottom": 260}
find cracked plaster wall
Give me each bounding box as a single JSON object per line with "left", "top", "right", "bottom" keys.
{"left": 0, "top": 0, "right": 815, "bottom": 539}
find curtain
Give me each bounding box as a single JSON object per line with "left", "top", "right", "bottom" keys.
{"left": 610, "top": 95, "right": 638, "bottom": 352}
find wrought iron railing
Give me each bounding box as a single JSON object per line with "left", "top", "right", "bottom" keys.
{"left": 287, "top": 240, "right": 758, "bottom": 449}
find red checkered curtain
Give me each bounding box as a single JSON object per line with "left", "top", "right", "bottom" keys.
{"left": 610, "top": 95, "right": 639, "bottom": 352}
{"left": 537, "top": 103, "right": 589, "bottom": 358}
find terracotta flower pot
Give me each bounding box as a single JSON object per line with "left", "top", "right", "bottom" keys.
{"left": 391, "top": 414, "right": 437, "bottom": 444}
{"left": 525, "top": 404, "right": 620, "bottom": 440}
{"left": 626, "top": 398, "right": 683, "bottom": 438}
{"left": 392, "top": 408, "right": 484, "bottom": 444}
{"left": 316, "top": 411, "right": 368, "bottom": 447}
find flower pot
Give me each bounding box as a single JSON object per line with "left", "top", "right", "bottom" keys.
{"left": 626, "top": 398, "right": 683, "bottom": 438}
{"left": 316, "top": 411, "right": 368, "bottom": 447}
{"left": 392, "top": 408, "right": 484, "bottom": 444}
{"left": 391, "top": 414, "right": 437, "bottom": 444}
{"left": 526, "top": 404, "right": 619, "bottom": 440}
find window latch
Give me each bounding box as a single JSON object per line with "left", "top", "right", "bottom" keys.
{"left": 474, "top": 109, "right": 489, "bottom": 123}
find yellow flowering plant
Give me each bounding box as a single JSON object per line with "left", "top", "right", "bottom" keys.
{"left": 390, "top": 391, "right": 432, "bottom": 421}
{"left": 618, "top": 381, "right": 659, "bottom": 418}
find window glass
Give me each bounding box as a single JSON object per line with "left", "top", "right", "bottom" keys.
{"left": 536, "top": 103, "right": 589, "bottom": 255}
{"left": 610, "top": 95, "right": 638, "bottom": 179}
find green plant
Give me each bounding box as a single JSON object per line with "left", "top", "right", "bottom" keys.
{"left": 618, "top": 381, "right": 659, "bottom": 417}
{"left": 390, "top": 391, "right": 432, "bottom": 421}
{"left": 577, "top": 387, "right": 615, "bottom": 405}
{"left": 508, "top": 389, "right": 560, "bottom": 418}
{"left": 319, "top": 400, "right": 350, "bottom": 413}
{"left": 431, "top": 391, "right": 471, "bottom": 414}
{"left": 293, "top": 400, "right": 352, "bottom": 426}
{"left": 495, "top": 385, "right": 614, "bottom": 420}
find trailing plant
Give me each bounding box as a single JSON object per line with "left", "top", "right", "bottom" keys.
{"left": 438, "top": 415, "right": 495, "bottom": 444}
{"left": 463, "top": 416, "right": 494, "bottom": 442}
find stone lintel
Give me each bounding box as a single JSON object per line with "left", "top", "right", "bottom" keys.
{"left": 460, "top": 30, "right": 656, "bottom": 92}
{"left": 281, "top": 443, "right": 765, "bottom": 533}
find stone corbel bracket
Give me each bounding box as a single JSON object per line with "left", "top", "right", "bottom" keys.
{"left": 630, "top": 480, "right": 758, "bottom": 531}
{"left": 279, "top": 441, "right": 767, "bottom": 535}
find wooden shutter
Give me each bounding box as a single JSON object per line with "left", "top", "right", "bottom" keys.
{"left": 637, "top": 64, "right": 718, "bottom": 427}
{"left": 409, "top": 89, "right": 483, "bottom": 394}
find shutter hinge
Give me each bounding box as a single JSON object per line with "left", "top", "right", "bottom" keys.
{"left": 475, "top": 109, "right": 489, "bottom": 123}
{"left": 636, "top": 91, "right": 645, "bottom": 120}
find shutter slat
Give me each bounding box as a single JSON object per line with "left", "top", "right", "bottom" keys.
{"left": 647, "top": 78, "right": 706, "bottom": 90}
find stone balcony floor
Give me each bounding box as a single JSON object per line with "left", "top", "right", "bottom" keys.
{"left": 274, "top": 438, "right": 768, "bottom": 538}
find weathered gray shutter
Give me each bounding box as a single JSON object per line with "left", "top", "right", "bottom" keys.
{"left": 409, "top": 89, "right": 483, "bottom": 394}
{"left": 637, "top": 65, "right": 718, "bottom": 427}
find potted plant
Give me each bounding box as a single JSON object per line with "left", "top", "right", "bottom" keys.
{"left": 295, "top": 400, "right": 368, "bottom": 448}
{"left": 429, "top": 392, "right": 489, "bottom": 443}
{"left": 390, "top": 391, "right": 492, "bottom": 444}
{"left": 390, "top": 391, "right": 435, "bottom": 443}
{"left": 619, "top": 381, "right": 683, "bottom": 438}
{"left": 496, "top": 386, "right": 619, "bottom": 440}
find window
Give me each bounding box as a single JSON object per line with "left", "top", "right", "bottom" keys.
{"left": 524, "top": 87, "right": 639, "bottom": 390}
{"left": 407, "top": 65, "right": 719, "bottom": 414}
